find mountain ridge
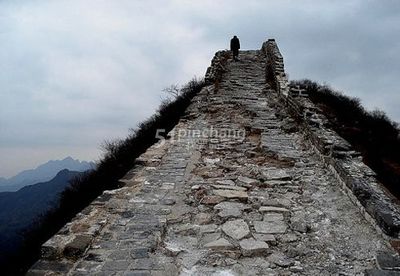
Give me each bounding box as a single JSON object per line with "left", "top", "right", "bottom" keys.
{"left": 0, "top": 157, "right": 94, "bottom": 192}
{"left": 0, "top": 169, "right": 81, "bottom": 265}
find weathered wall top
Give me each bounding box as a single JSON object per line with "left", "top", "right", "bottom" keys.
{"left": 28, "top": 40, "right": 400, "bottom": 276}
{"left": 263, "top": 39, "right": 400, "bottom": 239}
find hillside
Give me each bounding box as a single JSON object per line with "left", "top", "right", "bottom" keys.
{"left": 0, "top": 169, "right": 81, "bottom": 266}
{"left": 0, "top": 78, "right": 206, "bottom": 275}
{"left": 0, "top": 157, "right": 94, "bottom": 192}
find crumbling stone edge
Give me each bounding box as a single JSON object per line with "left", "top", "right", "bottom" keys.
{"left": 205, "top": 50, "right": 230, "bottom": 93}
{"left": 261, "top": 39, "right": 400, "bottom": 242}
{"left": 27, "top": 51, "right": 226, "bottom": 275}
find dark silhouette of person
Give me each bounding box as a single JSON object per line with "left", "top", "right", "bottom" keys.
{"left": 230, "top": 35, "right": 240, "bottom": 61}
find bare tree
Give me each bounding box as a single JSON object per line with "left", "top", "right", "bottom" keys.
{"left": 163, "top": 84, "right": 180, "bottom": 99}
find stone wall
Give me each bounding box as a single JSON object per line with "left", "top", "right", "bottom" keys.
{"left": 27, "top": 40, "right": 400, "bottom": 275}
{"left": 205, "top": 50, "right": 229, "bottom": 85}
{"left": 262, "top": 39, "right": 400, "bottom": 239}
{"left": 262, "top": 39, "right": 289, "bottom": 97}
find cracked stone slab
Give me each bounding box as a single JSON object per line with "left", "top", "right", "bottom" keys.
{"left": 237, "top": 176, "right": 259, "bottom": 186}
{"left": 214, "top": 202, "right": 249, "bottom": 218}
{"left": 239, "top": 238, "right": 269, "bottom": 256}
{"left": 221, "top": 219, "right": 250, "bottom": 240}
{"left": 163, "top": 242, "right": 185, "bottom": 257}
{"left": 267, "top": 252, "right": 295, "bottom": 268}
{"left": 279, "top": 233, "right": 298, "bottom": 243}
{"left": 198, "top": 224, "right": 218, "bottom": 235}
{"left": 63, "top": 235, "right": 93, "bottom": 258}
{"left": 252, "top": 233, "right": 276, "bottom": 244}
{"left": 218, "top": 207, "right": 242, "bottom": 218}
{"left": 213, "top": 190, "right": 248, "bottom": 200}
{"left": 204, "top": 238, "right": 235, "bottom": 250}
{"left": 200, "top": 232, "right": 221, "bottom": 246}
{"left": 215, "top": 179, "right": 236, "bottom": 186}
{"left": 194, "top": 213, "right": 213, "bottom": 225}
{"left": 254, "top": 220, "right": 287, "bottom": 234}
{"left": 263, "top": 213, "right": 284, "bottom": 222}
{"left": 290, "top": 220, "right": 308, "bottom": 233}
{"left": 262, "top": 168, "right": 292, "bottom": 181}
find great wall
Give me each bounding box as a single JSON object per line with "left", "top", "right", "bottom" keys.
{"left": 28, "top": 40, "right": 400, "bottom": 275}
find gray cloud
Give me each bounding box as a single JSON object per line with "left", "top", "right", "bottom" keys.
{"left": 0, "top": 0, "right": 399, "bottom": 177}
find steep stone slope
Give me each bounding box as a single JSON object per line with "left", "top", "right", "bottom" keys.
{"left": 29, "top": 45, "right": 399, "bottom": 275}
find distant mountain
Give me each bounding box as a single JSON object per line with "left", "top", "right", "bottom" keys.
{"left": 0, "top": 157, "right": 95, "bottom": 192}
{"left": 0, "top": 169, "right": 81, "bottom": 264}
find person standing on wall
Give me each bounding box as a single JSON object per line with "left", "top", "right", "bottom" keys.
{"left": 230, "top": 35, "right": 240, "bottom": 61}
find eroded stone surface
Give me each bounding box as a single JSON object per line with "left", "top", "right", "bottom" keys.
{"left": 29, "top": 47, "right": 395, "bottom": 276}
{"left": 221, "top": 219, "right": 250, "bottom": 240}
{"left": 239, "top": 238, "right": 269, "bottom": 256}
{"left": 213, "top": 189, "right": 248, "bottom": 200}
{"left": 259, "top": 206, "right": 289, "bottom": 213}
{"left": 204, "top": 238, "right": 234, "bottom": 250}
{"left": 254, "top": 220, "right": 288, "bottom": 234}
{"left": 237, "top": 176, "right": 259, "bottom": 186}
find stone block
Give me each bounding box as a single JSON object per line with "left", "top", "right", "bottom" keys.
{"left": 63, "top": 235, "right": 93, "bottom": 259}
{"left": 377, "top": 251, "right": 400, "bottom": 270}
{"left": 204, "top": 238, "right": 235, "bottom": 250}
{"left": 254, "top": 221, "right": 287, "bottom": 234}
{"left": 267, "top": 252, "right": 294, "bottom": 268}
{"left": 262, "top": 168, "right": 292, "bottom": 181}
{"left": 253, "top": 233, "right": 276, "bottom": 244}
{"left": 239, "top": 238, "right": 269, "bottom": 256}
{"left": 202, "top": 195, "right": 224, "bottom": 205}
{"left": 263, "top": 213, "right": 284, "bottom": 222}
{"left": 237, "top": 176, "right": 259, "bottom": 186}
{"left": 221, "top": 219, "right": 250, "bottom": 240}
{"left": 213, "top": 189, "right": 248, "bottom": 200}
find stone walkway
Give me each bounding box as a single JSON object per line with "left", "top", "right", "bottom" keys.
{"left": 30, "top": 51, "right": 393, "bottom": 275}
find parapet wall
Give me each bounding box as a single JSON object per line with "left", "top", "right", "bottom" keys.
{"left": 262, "top": 39, "right": 400, "bottom": 239}
{"left": 205, "top": 50, "right": 229, "bottom": 85}
{"left": 27, "top": 40, "right": 400, "bottom": 275}
{"left": 262, "top": 39, "right": 289, "bottom": 97}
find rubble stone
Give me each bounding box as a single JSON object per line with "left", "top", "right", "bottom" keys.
{"left": 237, "top": 176, "right": 259, "bottom": 186}
{"left": 29, "top": 42, "right": 395, "bottom": 276}
{"left": 268, "top": 252, "right": 294, "bottom": 268}
{"left": 254, "top": 221, "right": 287, "bottom": 234}
{"left": 194, "top": 213, "right": 212, "bottom": 225}
{"left": 213, "top": 190, "right": 248, "bottom": 200}
{"left": 253, "top": 233, "right": 277, "bottom": 244}
{"left": 221, "top": 219, "right": 250, "bottom": 240}
{"left": 239, "top": 238, "right": 269, "bottom": 256}
{"left": 204, "top": 238, "right": 235, "bottom": 250}
{"left": 262, "top": 168, "right": 292, "bottom": 181}
{"left": 259, "top": 206, "right": 289, "bottom": 213}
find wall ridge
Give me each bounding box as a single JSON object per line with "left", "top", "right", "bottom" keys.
{"left": 27, "top": 41, "right": 400, "bottom": 275}
{"left": 262, "top": 39, "right": 400, "bottom": 239}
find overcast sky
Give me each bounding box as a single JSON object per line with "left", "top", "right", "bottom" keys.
{"left": 0, "top": 0, "right": 399, "bottom": 177}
